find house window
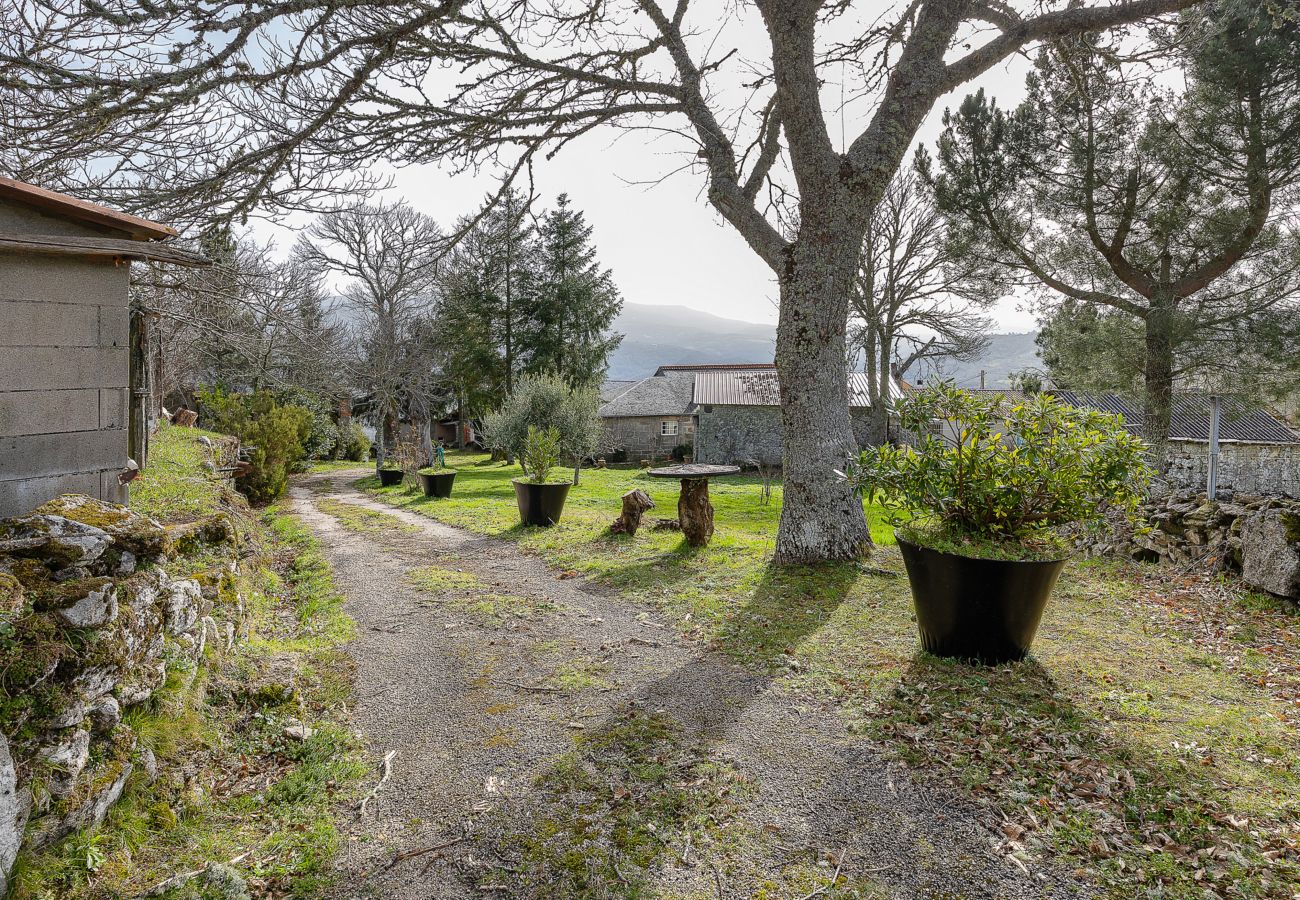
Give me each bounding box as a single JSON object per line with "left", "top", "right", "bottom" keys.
{"left": 661, "top": 420, "right": 679, "bottom": 437}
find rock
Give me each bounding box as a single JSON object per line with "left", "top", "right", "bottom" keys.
{"left": 26, "top": 761, "right": 133, "bottom": 851}
{"left": 136, "top": 746, "right": 158, "bottom": 782}
{"left": 163, "top": 576, "right": 202, "bottom": 635}
{"left": 88, "top": 696, "right": 122, "bottom": 733}
{"left": 41, "top": 577, "right": 119, "bottom": 628}
{"left": 0, "top": 735, "right": 31, "bottom": 895}
{"left": 40, "top": 728, "right": 91, "bottom": 797}
{"left": 34, "top": 495, "right": 168, "bottom": 561}
{"left": 282, "top": 720, "right": 314, "bottom": 742}
{"left": 1240, "top": 509, "right": 1300, "bottom": 600}
{"left": 0, "top": 514, "right": 111, "bottom": 571}
{"left": 166, "top": 514, "right": 237, "bottom": 557}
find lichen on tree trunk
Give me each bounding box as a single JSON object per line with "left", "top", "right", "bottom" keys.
{"left": 773, "top": 219, "right": 873, "bottom": 564}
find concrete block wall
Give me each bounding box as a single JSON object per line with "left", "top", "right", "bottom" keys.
{"left": 0, "top": 252, "right": 132, "bottom": 517}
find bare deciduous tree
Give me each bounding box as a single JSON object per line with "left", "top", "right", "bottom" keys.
{"left": 851, "top": 165, "right": 1000, "bottom": 444}
{"left": 4, "top": 0, "right": 1203, "bottom": 560}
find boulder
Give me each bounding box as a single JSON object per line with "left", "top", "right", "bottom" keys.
{"left": 40, "top": 577, "right": 119, "bottom": 629}
{"left": 40, "top": 728, "right": 91, "bottom": 797}
{"left": 0, "top": 735, "right": 31, "bottom": 896}
{"left": 0, "top": 515, "right": 111, "bottom": 572}
{"left": 1240, "top": 509, "right": 1300, "bottom": 600}
{"left": 162, "top": 576, "right": 202, "bottom": 635}
{"left": 166, "top": 513, "right": 237, "bottom": 557}
{"left": 34, "top": 495, "right": 168, "bottom": 561}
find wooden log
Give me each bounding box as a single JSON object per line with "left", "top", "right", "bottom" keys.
{"left": 678, "top": 478, "right": 714, "bottom": 547}
{"left": 610, "top": 489, "right": 655, "bottom": 536}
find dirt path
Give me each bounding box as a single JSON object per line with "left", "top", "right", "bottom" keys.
{"left": 291, "top": 472, "right": 1087, "bottom": 900}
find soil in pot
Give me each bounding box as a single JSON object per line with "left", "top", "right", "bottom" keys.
{"left": 419, "top": 470, "right": 456, "bottom": 498}
{"left": 377, "top": 469, "right": 404, "bottom": 487}
{"left": 895, "top": 533, "right": 1067, "bottom": 664}
{"left": 513, "top": 479, "right": 572, "bottom": 527}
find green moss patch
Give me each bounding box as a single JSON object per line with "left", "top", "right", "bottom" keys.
{"left": 315, "top": 499, "right": 420, "bottom": 536}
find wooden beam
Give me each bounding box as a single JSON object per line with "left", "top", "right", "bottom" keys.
{"left": 0, "top": 232, "right": 210, "bottom": 267}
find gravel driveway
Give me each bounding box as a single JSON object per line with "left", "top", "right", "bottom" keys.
{"left": 291, "top": 472, "right": 1087, "bottom": 900}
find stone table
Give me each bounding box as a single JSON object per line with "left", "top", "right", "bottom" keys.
{"left": 648, "top": 464, "right": 741, "bottom": 547}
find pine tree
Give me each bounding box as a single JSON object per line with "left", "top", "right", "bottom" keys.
{"left": 529, "top": 194, "right": 623, "bottom": 389}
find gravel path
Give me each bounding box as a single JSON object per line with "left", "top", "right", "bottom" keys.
{"left": 291, "top": 472, "right": 1087, "bottom": 899}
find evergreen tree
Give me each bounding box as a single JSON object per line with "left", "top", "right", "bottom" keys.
{"left": 529, "top": 194, "right": 623, "bottom": 388}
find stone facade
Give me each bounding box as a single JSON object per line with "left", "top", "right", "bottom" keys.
{"left": 0, "top": 494, "right": 243, "bottom": 890}
{"left": 695, "top": 405, "right": 879, "bottom": 466}
{"left": 1166, "top": 440, "right": 1300, "bottom": 496}
{"left": 601, "top": 415, "right": 697, "bottom": 460}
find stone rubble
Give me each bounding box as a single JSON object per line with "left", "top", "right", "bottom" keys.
{"left": 0, "top": 494, "right": 245, "bottom": 891}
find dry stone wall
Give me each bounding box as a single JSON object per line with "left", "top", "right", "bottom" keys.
{"left": 1082, "top": 489, "right": 1300, "bottom": 602}
{"left": 0, "top": 494, "right": 243, "bottom": 892}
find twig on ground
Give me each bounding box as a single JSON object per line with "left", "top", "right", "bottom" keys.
{"left": 797, "top": 848, "right": 848, "bottom": 900}
{"left": 359, "top": 749, "right": 398, "bottom": 818}
{"left": 139, "top": 853, "right": 249, "bottom": 896}
{"left": 711, "top": 860, "right": 725, "bottom": 899}
{"left": 494, "top": 679, "right": 563, "bottom": 694}
{"left": 388, "top": 836, "right": 465, "bottom": 867}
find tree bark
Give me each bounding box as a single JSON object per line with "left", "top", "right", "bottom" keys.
{"left": 1143, "top": 294, "right": 1177, "bottom": 475}
{"left": 678, "top": 478, "right": 715, "bottom": 547}
{"left": 611, "top": 488, "right": 655, "bottom": 536}
{"left": 774, "top": 220, "right": 872, "bottom": 563}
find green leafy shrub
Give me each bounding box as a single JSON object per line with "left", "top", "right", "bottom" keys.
{"left": 670, "top": 442, "right": 694, "bottom": 461}
{"left": 198, "top": 388, "right": 312, "bottom": 503}
{"left": 333, "top": 422, "right": 371, "bottom": 462}
{"left": 521, "top": 426, "right": 561, "bottom": 484}
{"left": 842, "top": 383, "right": 1150, "bottom": 557}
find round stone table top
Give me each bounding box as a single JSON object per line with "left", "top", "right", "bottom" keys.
{"left": 647, "top": 464, "right": 741, "bottom": 479}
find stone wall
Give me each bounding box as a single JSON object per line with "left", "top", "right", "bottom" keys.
{"left": 695, "top": 405, "right": 878, "bottom": 466}
{"left": 0, "top": 199, "right": 135, "bottom": 518}
{"left": 0, "top": 494, "right": 244, "bottom": 891}
{"left": 601, "top": 415, "right": 696, "bottom": 460}
{"left": 1166, "top": 440, "right": 1300, "bottom": 496}
{"left": 1082, "top": 489, "right": 1300, "bottom": 601}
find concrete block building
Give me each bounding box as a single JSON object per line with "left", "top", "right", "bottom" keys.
{"left": 0, "top": 177, "right": 205, "bottom": 517}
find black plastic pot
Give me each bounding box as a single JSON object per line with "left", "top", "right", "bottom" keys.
{"left": 513, "top": 479, "right": 572, "bottom": 527}
{"left": 896, "top": 533, "right": 1068, "bottom": 664}
{"left": 418, "top": 470, "right": 456, "bottom": 499}
{"left": 377, "top": 469, "right": 404, "bottom": 487}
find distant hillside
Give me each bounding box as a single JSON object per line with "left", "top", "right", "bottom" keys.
{"left": 608, "top": 306, "right": 1040, "bottom": 388}
{"left": 606, "top": 304, "right": 776, "bottom": 379}
{"left": 911, "top": 332, "right": 1042, "bottom": 390}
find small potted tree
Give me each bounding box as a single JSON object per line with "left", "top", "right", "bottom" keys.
{"left": 843, "top": 384, "right": 1149, "bottom": 663}
{"left": 379, "top": 438, "right": 419, "bottom": 487}
{"left": 417, "top": 444, "right": 456, "bottom": 498}
{"left": 512, "top": 425, "right": 572, "bottom": 526}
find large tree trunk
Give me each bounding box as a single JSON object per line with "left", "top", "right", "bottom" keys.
{"left": 1143, "top": 297, "right": 1176, "bottom": 476}
{"left": 774, "top": 226, "right": 872, "bottom": 563}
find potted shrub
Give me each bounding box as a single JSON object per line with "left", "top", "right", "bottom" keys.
{"left": 417, "top": 461, "right": 456, "bottom": 498}
{"left": 512, "top": 426, "right": 572, "bottom": 526}
{"left": 378, "top": 438, "right": 419, "bottom": 487}
{"left": 843, "top": 384, "right": 1149, "bottom": 663}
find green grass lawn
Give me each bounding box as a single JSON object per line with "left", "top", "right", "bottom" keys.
{"left": 353, "top": 450, "right": 1300, "bottom": 899}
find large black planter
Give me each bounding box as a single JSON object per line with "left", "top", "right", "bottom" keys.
{"left": 896, "top": 533, "right": 1068, "bottom": 664}
{"left": 377, "top": 469, "right": 404, "bottom": 487}
{"left": 418, "top": 470, "right": 456, "bottom": 499}
{"left": 513, "top": 479, "right": 572, "bottom": 527}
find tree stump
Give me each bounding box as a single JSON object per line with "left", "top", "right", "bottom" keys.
{"left": 678, "top": 478, "right": 714, "bottom": 547}
{"left": 172, "top": 408, "right": 198, "bottom": 427}
{"left": 610, "top": 489, "right": 655, "bottom": 536}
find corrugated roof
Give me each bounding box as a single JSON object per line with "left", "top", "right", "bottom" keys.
{"left": 654, "top": 362, "right": 776, "bottom": 376}
{"left": 1052, "top": 391, "right": 1300, "bottom": 444}
{"left": 599, "top": 371, "right": 696, "bottom": 418}
{"left": 694, "top": 370, "right": 903, "bottom": 408}
{"left": 0, "top": 177, "right": 177, "bottom": 241}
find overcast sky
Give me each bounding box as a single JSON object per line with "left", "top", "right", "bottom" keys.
{"left": 253, "top": 12, "right": 1040, "bottom": 333}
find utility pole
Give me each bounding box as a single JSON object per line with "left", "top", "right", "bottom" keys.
{"left": 979, "top": 369, "right": 986, "bottom": 390}
{"left": 1207, "top": 394, "right": 1222, "bottom": 498}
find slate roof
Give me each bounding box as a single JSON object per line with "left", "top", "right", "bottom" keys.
{"left": 693, "top": 370, "right": 903, "bottom": 408}
{"left": 598, "top": 371, "right": 697, "bottom": 418}
{"left": 599, "top": 380, "right": 639, "bottom": 404}
{"left": 1052, "top": 391, "right": 1300, "bottom": 444}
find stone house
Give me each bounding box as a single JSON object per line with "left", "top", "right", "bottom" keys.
{"left": 1052, "top": 390, "right": 1300, "bottom": 496}
{"left": 599, "top": 363, "right": 901, "bottom": 466}
{"left": 0, "top": 177, "right": 206, "bottom": 517}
